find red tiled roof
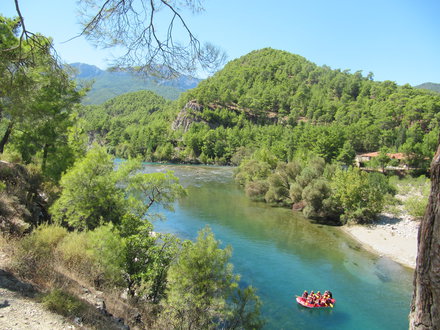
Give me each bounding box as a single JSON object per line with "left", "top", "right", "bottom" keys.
{"left": 358, "top": 152, "right": 407, "bottom": 160}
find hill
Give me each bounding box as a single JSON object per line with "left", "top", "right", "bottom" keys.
{"left": 415, "top": 82, "right": 440, "bottom": 93}
{"left": 80, "top": 48, "right": 440, "bottom": 167}
{"left": 69, "top": 63, "right": 200, "bottom": 104}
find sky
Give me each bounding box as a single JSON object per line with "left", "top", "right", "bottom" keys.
{"left": 2, "top": 0, "right": 439, "bottom": 86}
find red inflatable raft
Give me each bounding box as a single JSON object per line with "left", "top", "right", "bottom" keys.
{"left": 296, "top": 296, "right": 336, "bottom": 308}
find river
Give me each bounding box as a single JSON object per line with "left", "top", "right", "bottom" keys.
{"left": 143, "top": 163, "right": 413, "bottom": 330}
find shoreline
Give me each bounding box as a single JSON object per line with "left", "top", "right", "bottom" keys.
{"left": 340, "top": 214, "right": 419, "bottom": 269}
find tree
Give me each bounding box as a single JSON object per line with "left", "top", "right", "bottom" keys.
{"left": 336, "top": 140, "right": 356, "bottom": 166}
{"left": 116, "top": 158, "right": 187, "bottom": 219}
{"left": 50, "top": 145, "right": 125, "bottom": 230}
{"left": 0, "top": 15, "right": 84, "bottom": 181}
{"left": 331, "top": 167, "right": 389, "bottom": 224}
{"left": 163, "top": 227, "right": 263, "bottom": 329}
{"left": 409, "top": 144, "right": 440, "bottom": 329}
{"left": 375, "top": 147, "right": 391, "bottom": 172}
{"left": 120, "top": 215, "right": 180, "bottom": 302}
{"left": 76, "top": 0, "right": 226, "bottom": 77}
{"left": 10, "top": 0, "right": 225, "bottom": 77}
{"left": 51, "top": 147, "right": 186, "bottom": 230}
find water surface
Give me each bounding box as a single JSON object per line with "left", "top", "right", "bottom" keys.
{"left": 145, "top": 164, "right": 413, "bottom": 330}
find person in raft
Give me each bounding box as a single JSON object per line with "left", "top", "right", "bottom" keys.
{"left": 302, "top": 290, "right": 333, "bottom": 306}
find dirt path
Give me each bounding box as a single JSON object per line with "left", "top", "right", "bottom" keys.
{"left": 0, "top": 252, "right": 78, "bottom": 330}
{"left": 0, "top": 246, "right": 132, "bottom": 330}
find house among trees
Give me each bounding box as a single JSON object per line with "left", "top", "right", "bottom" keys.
{"left": 355, "top": 152, "right": 409, "bottom": 170}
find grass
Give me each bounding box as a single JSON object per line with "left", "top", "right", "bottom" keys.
{"left": 42, "top": 289, "right": 86, "bottom": 317}
{"left": 387, "top": 175, "right": 430, "bottom": 220}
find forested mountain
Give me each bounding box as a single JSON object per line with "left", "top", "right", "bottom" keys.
{"left": 81, "top": 48, "right": 440, "bottom": 169}
{"left": 69, "top": 63, "right": 200, "bottom": 104}
{"left": 415, "top": 82, "right": 440, "bottom": 94}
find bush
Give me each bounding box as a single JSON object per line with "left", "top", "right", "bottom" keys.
{"left": 405, "top": 196, "right": 428, "bottom": 219}
{"left": 42, "top": 289, "right": 86, "bottom": 317}
{"left": 331, "top": 168, "right": 390, "bottom": 224}
{"left": 0, "top": 149, "right": 22, "bottom": 163}
{"left": 57, "top": 231, "right": 94, "bottom": 278}
{"left": 245, "top": 180, "right": 269, "bottom": 201}
{"left": 12, "top": 225, "right": 68, "bottom": 277}
{"left": 87, "top": 224, "right": 125, "bottom": 287}
{"left": 57, "top": 224, "right": 125, "bottom": 288}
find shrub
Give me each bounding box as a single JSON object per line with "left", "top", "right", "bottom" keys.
{"left": 57, "top": 231, "right": 94, "bottom": 278}
{"left": 244, "top": 180, "right": 269, "bottom": 201}
{"left": 405, "top": 196, "right": 428, "bottom": 219}
{"left": 331, "top": 168, "right": 390, "bottom": 224}
{"left": 12, "top": 225, "right": 68, "bottom": 277}
{"left": 57, "top": 224, "right": 125, "bottom": 288}
{"left": 42, "top": 289, "right": 86, "bottom": 317}
{"left": 87, "top": 224, "right": 125, "bottom": 287}
{"left": 0, "top": 149, "right": 22, "bottom": 163}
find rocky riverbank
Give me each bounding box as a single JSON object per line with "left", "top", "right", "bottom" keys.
{"left": 341, "top": 212, "right": 420, "bottom": 269}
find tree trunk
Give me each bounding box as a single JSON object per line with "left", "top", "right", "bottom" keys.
{"left": 0, "top": 121, "right": 14, "bottom": 153}
{"left": 42, "top": 143, "right": 51, "bottom": 172}
{"left": 409, "top": 144, "right": 440, "bottom": 329}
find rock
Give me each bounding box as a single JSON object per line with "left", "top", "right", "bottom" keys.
{"left": 171, "top": 100, "right": 205, "bottom": 132}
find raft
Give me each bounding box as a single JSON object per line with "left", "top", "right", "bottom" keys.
{"left": 296, "top": 296, "right": 336, "bottom": 308}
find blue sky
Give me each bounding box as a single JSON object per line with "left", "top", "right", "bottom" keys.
{"left": 2, "top": 0, "right": 439, "bottom": 85}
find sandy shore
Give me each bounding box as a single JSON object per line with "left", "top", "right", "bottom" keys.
{"left": 341, "top": 213, "right": 419, "bottom": 269}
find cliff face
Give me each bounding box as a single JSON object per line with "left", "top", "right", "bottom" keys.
{"left": 0, "top": 161, "right": 48, "bottom": 235}
{"left": 172, "top": 100, "right": 219, "bottom": 132}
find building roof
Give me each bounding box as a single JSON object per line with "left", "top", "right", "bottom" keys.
{"left": 357, "top": 152, "right": 407, "bottom": 160}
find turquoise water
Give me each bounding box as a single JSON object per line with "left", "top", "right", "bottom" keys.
{"left": 145, "top": 164, "right": 413, "bottom": 330}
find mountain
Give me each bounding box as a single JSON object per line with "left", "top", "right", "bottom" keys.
{"left": 415, "top": 82, "right": 440, "bottom": 93}
{"left": 81, "top": 48, "right": 440, "bottom": 167}
{"left": 68, "top": 63, "right": 201, "bottom": 104}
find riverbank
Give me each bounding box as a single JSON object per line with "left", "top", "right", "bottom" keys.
{"left": 341, "top": 213, "right": 419, "bottom": 269}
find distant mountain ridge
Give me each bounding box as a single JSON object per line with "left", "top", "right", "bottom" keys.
{"left": 415, "top": 82, "right": 440, "bottom": 94}
{"left": 68, "top": 63, "right": 201, "bottom": 104}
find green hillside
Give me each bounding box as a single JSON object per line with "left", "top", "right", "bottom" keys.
{"left": 81, "top": 48, "right": 440, "bottom": 168}
{"left": 415, "top": 82, "right": 440, "bottom": 94}
{"left": 70, "top": 63, "right": 200, "bottom": 104}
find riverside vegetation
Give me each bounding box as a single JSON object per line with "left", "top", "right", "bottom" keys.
{"left": 78, "top": 48, "right": 438, "bottom": 224}
{"left": 0, "top": 12, "right": 437, "bottom": 328}
{"left": 0, "top": 15, "right": 262, "bottom": 329}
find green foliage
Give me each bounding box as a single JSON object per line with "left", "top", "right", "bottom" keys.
{"left": 42, "top": 289, "right": 86, "bottom": 317}
{"left": 56, "top": 231, "right": 95, "bottom": 276}
{"left": 236, "top": 152, "right": 394, "bottom": 224}
{"left": 78, "top": 90, "right": 176, "bottom": 160}
{"left": 12, "top": 224, "right": 68, "bottom": 276}
{"left": 235, "top": 159, "right": 272, "bottom": 186}
{"left": 119, "top": 214, "right": 180, "bottom": 302}
{"left": 405, "top": 196, "right": 428, "bottom": 219}
{"left": 72, "top": 48, "right": 439, "bottom": 170}
{"left": 331, "top": 168, "right": 391, "bottom": 224}
{"left": 163, "top": 227, "right": 263, "bottom": 329}
{"left": 86, "top": 224, "right": 125, "bottom": 286}
{"left": 50, "top": 145, "right": 125, "bottom": 230}
{"left": 390, "top": 175, "right": 430, "bottom": 219}
{"left": 122, "top": 165, "right": 187, "bottom": 219}
{"left": 0, "top": 15, "right": 85, "bottom": 181}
